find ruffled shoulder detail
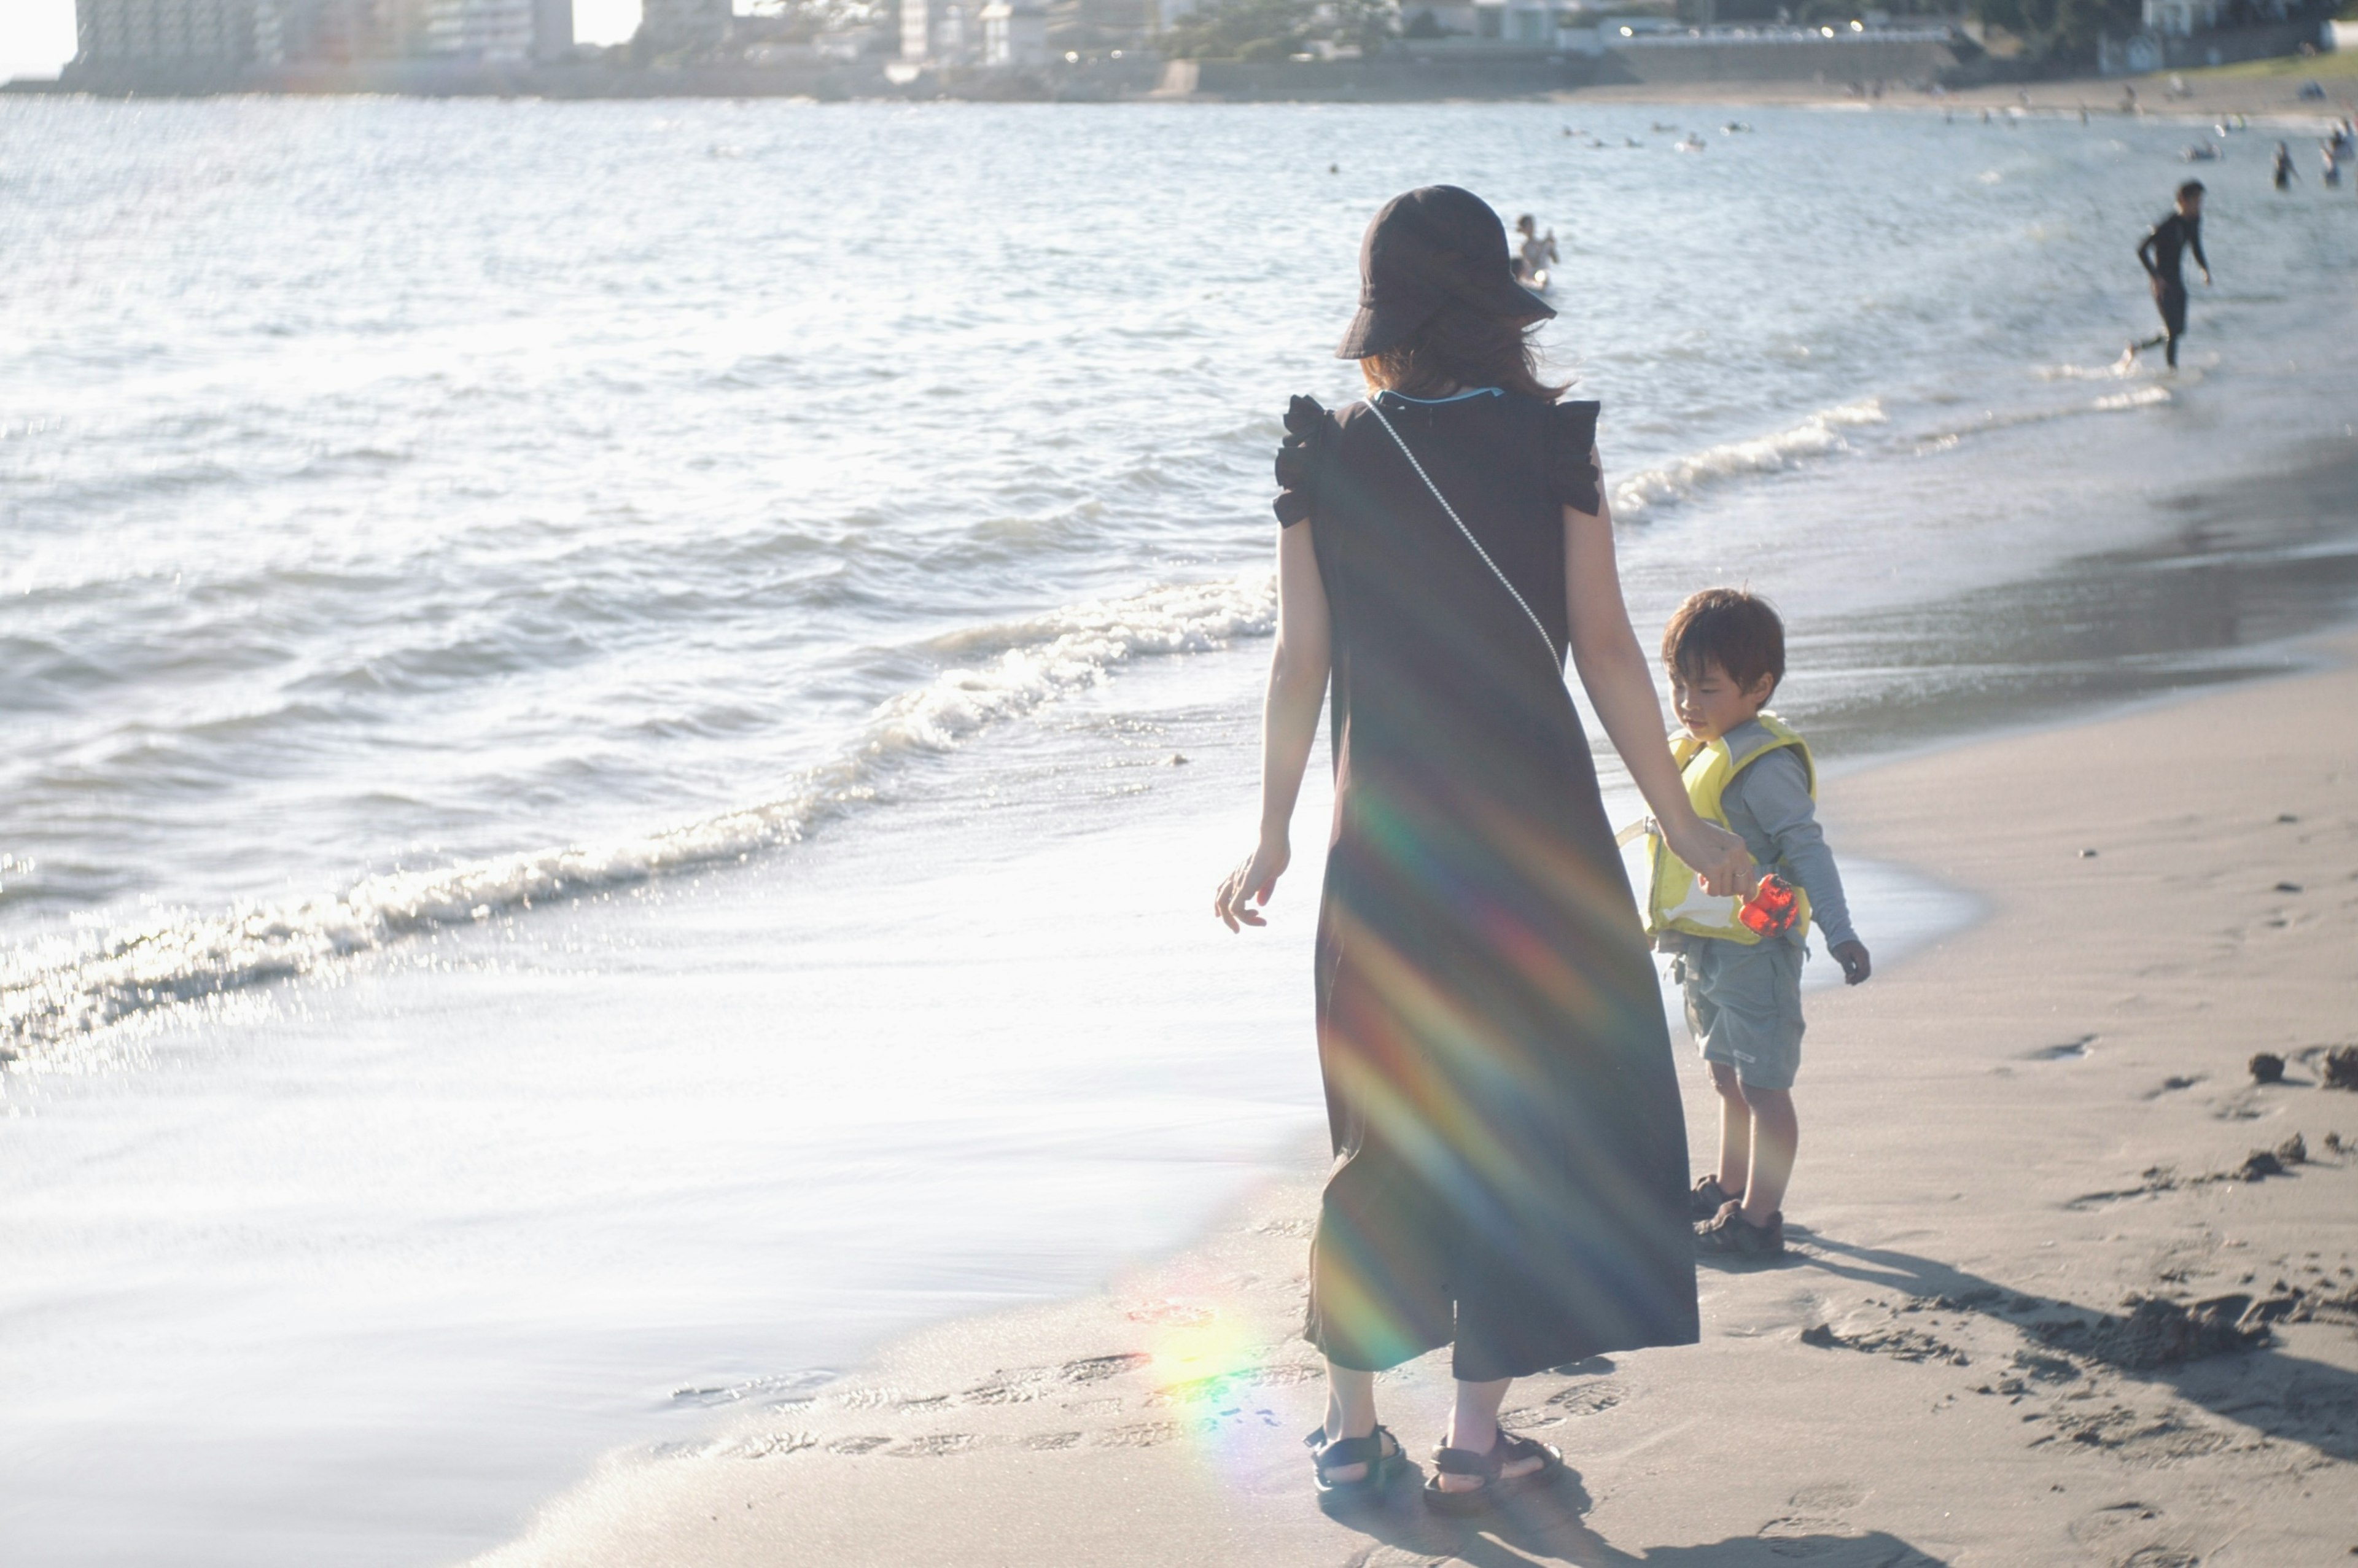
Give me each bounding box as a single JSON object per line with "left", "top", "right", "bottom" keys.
{"left": 1272, "top": 395, "right": 1335, "bottom": 528}
{"left": 1547, "top": 398, "right": 1604, "bottom": 516}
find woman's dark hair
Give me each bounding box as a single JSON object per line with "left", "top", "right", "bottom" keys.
{"left": 1361, "top": 304, "right": 1568, "bottom": 403}
{"left": 1662, "top": 587, "right": 1786, "bottom": 697}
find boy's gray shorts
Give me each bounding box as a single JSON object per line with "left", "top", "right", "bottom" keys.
{"left": 1676, "top": 937, "right": 1805, "bottom": 1092}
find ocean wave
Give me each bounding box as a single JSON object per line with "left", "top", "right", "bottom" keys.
{"left": 0, "top": 571, "right": 1277, "bottom": 1055}
{"left": 1916, "top": 384, "right": 2171, "bottom": 450}
{"left": 1612, "top": 399, "right": 1887, "bottom": 518}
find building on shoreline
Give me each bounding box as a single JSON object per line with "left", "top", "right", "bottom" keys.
{"left": 902, "top": 0, "right": 979, "bottom": 64}
{"left": 979, "top": 0, "right": 1049, "bottom": 64}
{"left": 421, "top": 0, "right": 575, "bottom": 63}
{"left": 67, "top": 0, "right": 572, "bottom": 76}
{"left": 2099, "top": 0, "right": 2332, "bottom": 72}
{"left": 637, "top": 0, "right": 731, "bottom": 55}
{"left": 76, "top": 0, "right": 261, "bottom": 71}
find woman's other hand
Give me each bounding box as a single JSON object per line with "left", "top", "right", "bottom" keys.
{"left": 1665, "top": 817, "right": 1754, "bottom": 899}
{"left": 1215, "top": 833, "right": 1291, "bottom": 931}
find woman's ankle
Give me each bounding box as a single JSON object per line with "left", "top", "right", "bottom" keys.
{"left": 1444, "top": 1418, "right": 1498, "bottom": 1453}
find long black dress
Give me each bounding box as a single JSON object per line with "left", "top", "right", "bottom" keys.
{"left": 1272, "top": 387, "right": 1698, "bottom": 1383}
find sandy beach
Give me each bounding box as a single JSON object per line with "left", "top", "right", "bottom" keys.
{"left": 470, "top": 632, "right": 2358, "bottom": 1568}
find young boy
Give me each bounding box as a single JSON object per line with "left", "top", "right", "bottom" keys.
{"left": 1650, "top": 589, "right": 1870, "bottom": 1257}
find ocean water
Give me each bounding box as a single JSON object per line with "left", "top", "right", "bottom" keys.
{"left": 4, "top": 96, "right": 2358, "bottom": 1566}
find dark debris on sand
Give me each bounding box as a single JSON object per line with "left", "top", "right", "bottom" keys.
{"left": 2323, "top": 1045, "right": 2358, "bottom": 1092}
{"left": 2037, "top": 1295, "right": 2270, "bottom": 1371}
{"left": 2249, "top": 1052, "right": 2287, "bottom": 1084}
{"left": 2219, "top": 1134, "right": 2308, "bottom": 1184}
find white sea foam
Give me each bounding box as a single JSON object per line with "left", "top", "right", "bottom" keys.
{"left": 0, "top": 572, "right": 1277, "bottom": 1054}
{"left": 1917, "top": 384, "right": 2173, "bottom": 450}
{"left": 1611, "top": 400, "right": 1887, "bottom": 518}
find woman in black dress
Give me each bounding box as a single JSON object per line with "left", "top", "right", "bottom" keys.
{"left": 1213, "top": 187, "right": 1753, "bottom": 1512}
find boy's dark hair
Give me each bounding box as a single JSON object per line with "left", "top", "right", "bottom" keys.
{"left": 2177, "top": 179, "right": 2206, "bottom": 200}
{"left": 1663, "top": 588, "right": 1785, "bottom": 697}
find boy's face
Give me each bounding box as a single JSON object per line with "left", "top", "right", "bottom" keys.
{"left": 1670, "top": 659, "right": 1775, "bottom": 743}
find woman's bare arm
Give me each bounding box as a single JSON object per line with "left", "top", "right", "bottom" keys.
{"left": 1214, "top": 522, "right": 1331, "bottom": 931}
{"left": 1561, "top": 470, "right": 1754, "bottom": 897}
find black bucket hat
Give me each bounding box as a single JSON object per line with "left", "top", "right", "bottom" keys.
{"left": 1335, "top": 185, "right": 1555, "bottom": 361}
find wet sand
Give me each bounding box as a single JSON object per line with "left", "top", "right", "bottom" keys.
{"left": 467, "top": 631, "right": 2358, "bottom": 1567}
{"left": 1560, "top": 67, "right": 2353, "bottom": 119}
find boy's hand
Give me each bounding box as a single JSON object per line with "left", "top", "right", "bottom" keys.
{"left": 1831, "top": 939, "right": 1871, "bottom": 986}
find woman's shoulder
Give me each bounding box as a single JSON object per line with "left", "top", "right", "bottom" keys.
{"left": 1531, "top": 394, "right": 1603, "bottom": 513}
{"left": 1274, "top": 394, "right": 1355, "bottom": 526}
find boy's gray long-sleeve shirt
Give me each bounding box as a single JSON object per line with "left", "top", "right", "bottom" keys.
{"left": 1716, "top": 720, "right": 1858, "bottom": 950}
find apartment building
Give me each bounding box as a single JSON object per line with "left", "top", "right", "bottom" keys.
{"left": 75, "top": 0, "right": 259, "bottom": 66}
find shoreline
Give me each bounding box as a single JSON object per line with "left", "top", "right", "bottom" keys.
{"left": 6, "top": 61, "right": 2351, "bottom": 117}
{"left": 471, "top": 629, "right": 2358, "bottom": 1566}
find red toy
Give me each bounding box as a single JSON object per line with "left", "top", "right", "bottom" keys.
{"left": 1738, "top": 873, "right": 1800, "bottom": 937}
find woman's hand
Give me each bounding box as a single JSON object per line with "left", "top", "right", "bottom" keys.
{"left": 1213, "top": 833, "right": 1290, "bottom": 932}
{"left": 1663, "top": 815, "right": 1754, "bottom": 900}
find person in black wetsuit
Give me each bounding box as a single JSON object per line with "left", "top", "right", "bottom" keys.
{"left": 2130, "top": 180, "right": 2211, "bottom": 370}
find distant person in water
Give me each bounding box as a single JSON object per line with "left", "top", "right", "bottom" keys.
{"left": 2129, "top": 180, "right": 2211, "bottom": 370}
{"left": 2272, "top": 141, "right": 2296, "bottom": 190}
{"left": 1512, "top": 213, "right": 1558, "bottom": 289}
{"left": 2322, "top": 139, "right": 2342, "bottom": 190}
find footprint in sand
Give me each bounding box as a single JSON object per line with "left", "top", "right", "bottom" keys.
{"left": 1759, "top": 1480, "right": 1866, "bottom": 1542}
{"left": 2067, "top": 1500, "right": 2203, "bottom": 1566}
{"left": 960, "top": 1353, "right": 1151, "bottom": 1405}
{"left": 1544, "top": 1380, "right": 1626, "bottom": 1417}
{"left": 1093, "top": 1420, "right": 1191, "bottom": 1448}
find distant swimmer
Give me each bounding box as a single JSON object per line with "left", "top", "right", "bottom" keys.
{"left": 1513, "top": 214, "right": 1558, "bottom": 290}
{"left": 1674, "top": 134, "right": 1707, "bottom": 153}
{"left": 2127, "top": 179, "right": 2211, "bottom": 371}
{"left": 2325, "top": 141, "right": 2343, "bottom": 190}
{"left": 2273, "top": 141, "right": 2296, "bottom": 190}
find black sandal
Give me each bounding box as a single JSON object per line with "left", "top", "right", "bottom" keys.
{"left": 1305, "top": 1423, "right": 1402, "bottom": 1496}
{"left": 1421, "top": 1430, "right": 1563, "bottom": 1515}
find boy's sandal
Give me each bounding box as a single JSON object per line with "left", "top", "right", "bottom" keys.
{"left": 1304, "top": 1423, "right": 1403, "bottom": 1496}
{"left": 1420, "top": 1431, "right": 1563, "bottom": 1515}
{"left": 1695, "top": 1200, "right": 1784, "bottom": 1256}
{"left": 1690, "top": 1174, "right": 1741, "bottom": 1220}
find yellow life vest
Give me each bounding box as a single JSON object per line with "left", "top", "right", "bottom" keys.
{"left": 1636, "top": 712, "right": 1815, "bottom": 945}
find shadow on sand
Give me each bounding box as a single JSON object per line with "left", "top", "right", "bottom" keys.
{"left": 1745, "top": 1227, "right": 2358, "bottom": 1464}
{"left": 1319, "top": 1464, "right": 1946, "bottom": 1566}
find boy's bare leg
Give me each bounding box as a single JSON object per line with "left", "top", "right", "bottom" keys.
{"left": 1708, "top": 1059, "right": 1751, "bottom": 1198}
{"left": 1437, "top": 1376, "right": 1549, "bottom": 1491}
{"left": 1738, "top": 1084, "right": 1798, "bottom": 1225}
{"left": 1318, "top": 1361, "right": 1380, "bottom": 1480}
